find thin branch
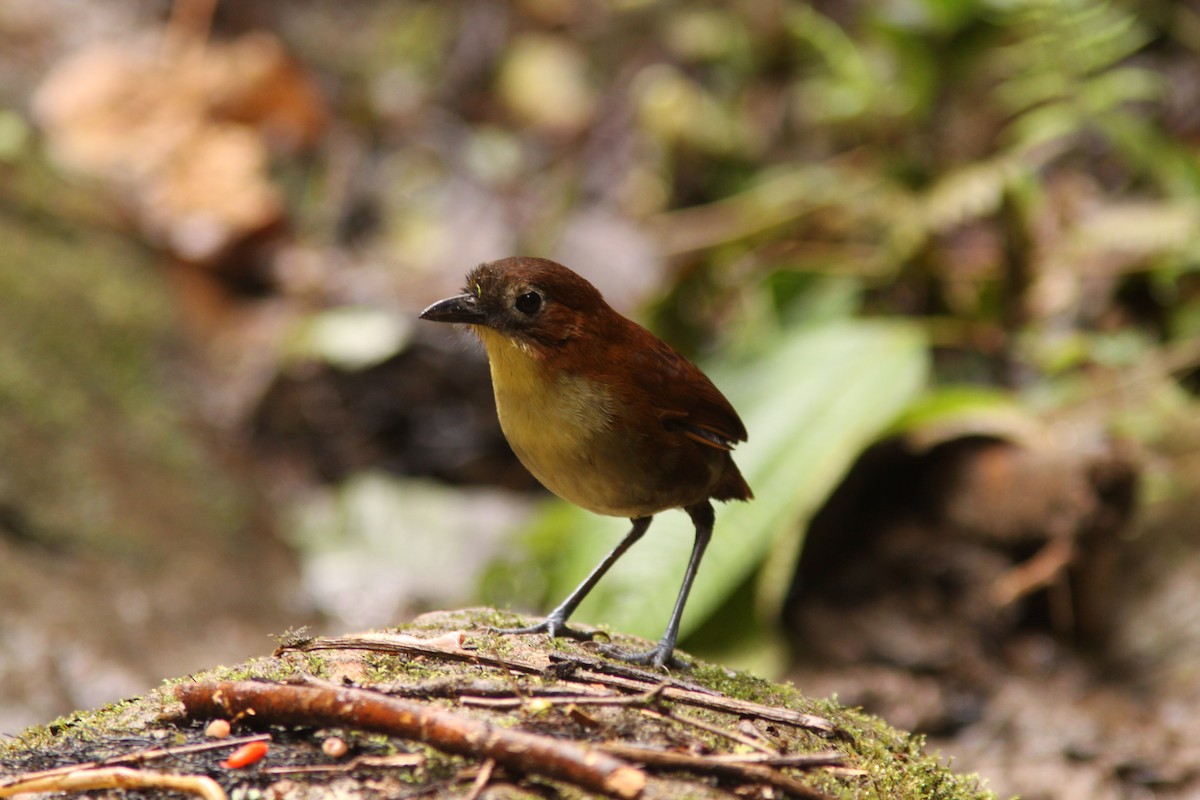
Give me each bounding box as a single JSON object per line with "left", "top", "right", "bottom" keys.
{"left": 700, "top": 751, "right": 845, "bottom": 768}
{"left": 262, "top": 753, "right": 424, "bottom": 776}
{"left": 600, "top": 743, "right": 836, "bottom": 800}
{"left": 0, "top": 734, "right": 271, "bottom": 788}
{"left": 283, "top": 632, "right": 710, "bottom": 693}
{"left": 282, "top": 633, "right": 835, "bottom": 734}
{"left": 280, "top": 632, "right": 544, "bottom": 674}
{"left": 459, "top": 681, "right": 667, "bottom": 710}
{"left": 176, "top": 680, "right": 646, "bottom": 799}
{"left": 0, "top": 766, "right": 225, "bottom": 800}
{"left": 464, "top": 758, "right": 496, "bottom": 800}
{"left": 455, "top": 682, "right": 780, "bottom": 756}
{"left": 556, "top": 664, "right": 836, "bottom": 735}
{"left": 110, "top": 733, "right": 274, "bottom": 767}
{"left": 638, "top": 707, "right": 776, "bottom": 755}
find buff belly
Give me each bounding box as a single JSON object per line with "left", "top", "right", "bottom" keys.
{"left": 477, "top": 328, "right": 681, "bottom": 518}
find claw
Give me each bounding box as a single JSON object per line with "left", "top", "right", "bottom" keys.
{"left": 490, "top": 616, "right": 596, "bottom": 642}
{"left": 595, "top": 642, "right": 690, "bottom": 670}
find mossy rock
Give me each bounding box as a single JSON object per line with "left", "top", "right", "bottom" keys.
{"left": 0, "top": 609, "right": 994, "bottom": 799}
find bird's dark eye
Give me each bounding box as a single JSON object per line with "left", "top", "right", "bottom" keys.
{"left": 515, "top": 291, "right": 543, "bottom": 315}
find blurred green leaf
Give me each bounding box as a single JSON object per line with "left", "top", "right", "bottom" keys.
{"left": 292, "top": 473, "right": 530, "bottom": 628}
{"left": 886, "top": 385, "right": 1035, "bottom": 446}
{"left": 750, "top": 322, "right": 929, "bottom": 618}
{"left": 286, "top": 306, "right": 412, "bottom": 370}
{"left": 493, "top": 320, "right": 927, "bottom": 641}
{"left": 789, "top": 5, "right": 916, "bottom": 124}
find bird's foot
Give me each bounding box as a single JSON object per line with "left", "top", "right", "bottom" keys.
{"left": 490, "top": 614, "right": 596, "bottom": 642}
{"left": 595, "top": 642, "right": 690, "bottom": 670}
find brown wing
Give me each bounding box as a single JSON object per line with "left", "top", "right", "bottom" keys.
{"left": 622, "top": 331, "right": 745, "bottom": 437}
{"left": 623, "top": 332, "right": 753, "bottom": 503}
{"left": 541, "top": 304, "right": 752, "bottom": 503}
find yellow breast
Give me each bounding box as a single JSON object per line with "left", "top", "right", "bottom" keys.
{"left": 475, "top": 327, "right": 636, "bottom": 515}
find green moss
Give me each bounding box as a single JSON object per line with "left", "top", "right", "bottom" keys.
{"left": 360, "top": 650, "right": 455, "bottom": 685}
{"left": 686, "top": 659, "right": 781, "bottom": 705}
{"left": 1, "top": 609, "right": 994, "bottom": 799}
{"left": 0, "top": 688, "right": 175, "bottom": 758}
{"left": 301, "top": 652, "right": 331, "bottom": 678}
{"left": 190, "top": 655, "right": 306, "bottom": 685}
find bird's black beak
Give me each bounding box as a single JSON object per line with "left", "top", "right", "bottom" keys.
{"left": 420, "top": 293, "right": 487, "bottom": 324}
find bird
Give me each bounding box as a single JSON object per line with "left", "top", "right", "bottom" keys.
{"left": 420, "top": 257, "right": 751, "bottom": 667}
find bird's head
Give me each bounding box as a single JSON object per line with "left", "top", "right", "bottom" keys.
{"left": 420, "top": 257, "right": 608, "bottom": 354}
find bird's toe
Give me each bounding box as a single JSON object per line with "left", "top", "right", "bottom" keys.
{"left": 490, "top": 617, "right": 596, "bottom": 642}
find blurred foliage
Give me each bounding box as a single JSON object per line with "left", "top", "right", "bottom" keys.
{"left": 9, "top": 0, "right": 1200, "bottom": 668}
{"left": 0, "top": 165, "right": 251, "bottom": 556}
{"left": 460, "top": 0, "right": 1200, "bottom": 661}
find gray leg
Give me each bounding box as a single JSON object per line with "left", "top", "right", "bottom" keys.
{"left": 495, "top": 516, "right": 653, "bottom": 641}
{"left": 599, "top": 501, "right": 714, "bottom": 668}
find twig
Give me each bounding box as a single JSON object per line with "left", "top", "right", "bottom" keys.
{"left": 283, "top": 632, "right": 704, "bottom": 690}
{"left": 176, "top": 680, "right": 646, "bottom": 799}
{"left": 282, "top": 633, "right": 835, "bottom": 735}
{"left": 0, "top": 734, "right": 271, "bottom": 787}
{"left": 699, "top": 751, "right": 845, "bottom": 768}
{"left": 484, "top": 640, "right": 531, "bottom": 702}
{"left": 559, "top": 666, "right": 836, "bottom": 735}
{"left": 459, "top": 681, "right": 667, "bottom": 711}
{"left": 262, "top": 753, "right": 424, "bottom": 776}
{"left": 458, "top": 692, "right": 613, "bottom": 709}
{"left": 464, "top": 758, "right": 496, "bottom": 800}
{"left": 377, "top": 676, "right": 532, "bottom": 699}
{"left": 281, "top": 632, "right": 545, "bottom": 674}
{"left": 599, "top": 743, "right": 836, "bottom": 800}
{"left": 458, "top": 682, "right": 778, "bottom": 756}
{"left": 639, "top": 707, "right": 776, "bottom": 755}
{"left": 111, "top": 733, "right": 274, "bottom": 767}
{"left": 547, "top": 651, "right": 717, "bottom": 694}
{"left": 0, "top": 766, "right": 225, "bottom": 800}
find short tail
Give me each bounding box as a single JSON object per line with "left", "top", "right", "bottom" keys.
{"left": 711, "top": 458, "right": 753, "bottom": 502}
